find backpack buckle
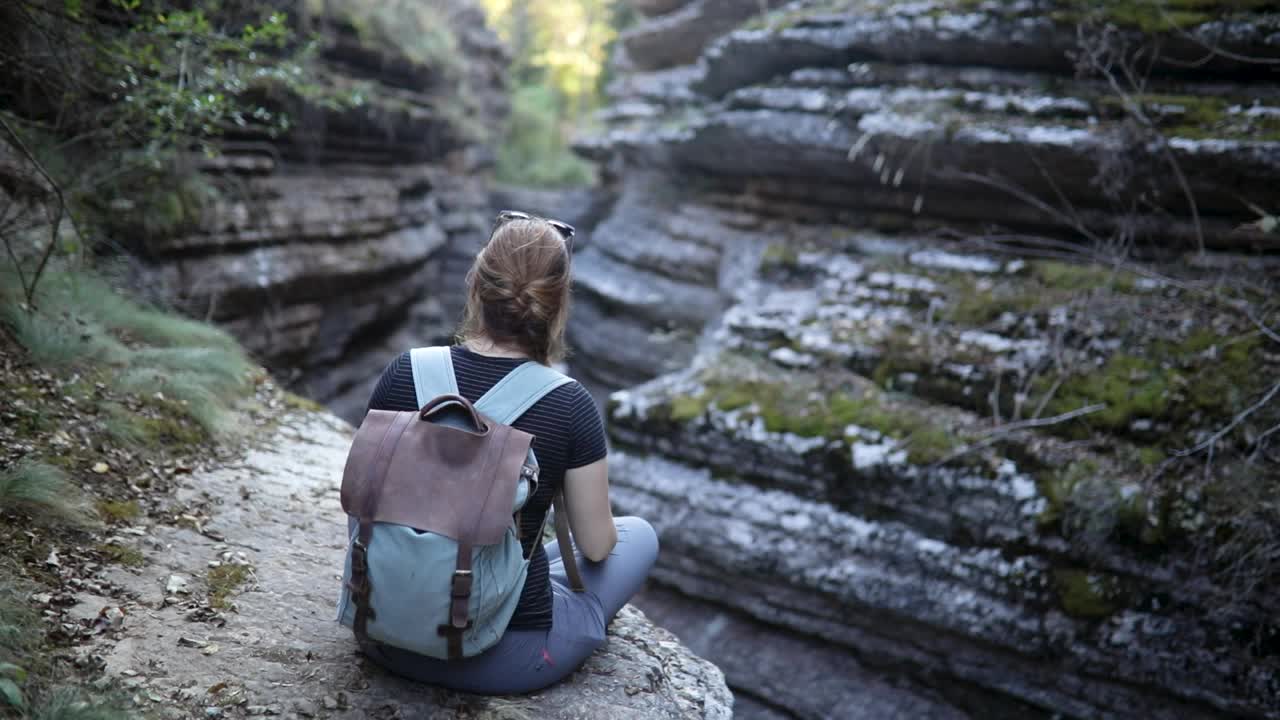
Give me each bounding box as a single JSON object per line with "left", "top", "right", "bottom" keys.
{"left": 350, "top": 541, "right": 369, "bottom": 572}
{"left": 450, "top": 569, "right": 473, "bottom": 598}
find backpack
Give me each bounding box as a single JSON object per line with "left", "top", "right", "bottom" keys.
{"left": 337, "top": 346, "right": 584, "bottom": 659}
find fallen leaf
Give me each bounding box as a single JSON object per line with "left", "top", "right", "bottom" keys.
{"left": 92, "top": 462, "right": 110, "bottom": 474}
{"left": 93, "top": 607, "right": 126, "bottom": 633}
{"left": 201, "top": 643, "right": 220, "bottom": 656}
{"left": 207, "top": 682, "right": 227, "bottom": 695}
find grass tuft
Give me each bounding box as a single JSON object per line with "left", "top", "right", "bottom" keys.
{"left": 94, "top": 500, "right": 140, "bottom": 524}
{"left": 27, "top": 687, "right": 132, "bottom": 720}
{"left": 0, "top": 460, "right": 91, "bottom": 526}
{"left": 2, "top": 261, "right": 255, "bottom": 441}
{"left": 0, "top": 580, "right": 40, "bottom": 663}
{"left": 96, "top": 543, "right": 145, "bottom": 568}
{"left": 207, "top": 564, "right": 252, "bottom": 609}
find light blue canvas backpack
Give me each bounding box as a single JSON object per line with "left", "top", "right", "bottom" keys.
{"left": 337, "top": 346, "right": 584, "bottom": 659}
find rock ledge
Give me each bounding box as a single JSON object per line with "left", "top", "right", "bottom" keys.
{"left": 88, "top": 410, "right": 732, "bottom": 719}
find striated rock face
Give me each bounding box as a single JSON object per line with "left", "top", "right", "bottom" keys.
{"left": 603, "top": 244, "right": 1280, "bottom": 717}
{"left": 121, "top": 1, "right": 507, "bottom": 421}
{"left": 618, "top": 0, "right": 792, "bottom": 71}
{"left": 576, "top": 0, "right": 1280, "bottom": 717}
{"left": 574, "top": 0, "right": 1280, "bottom": 391}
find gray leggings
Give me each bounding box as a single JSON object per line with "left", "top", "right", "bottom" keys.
{"left": 361, "top": 516, "right": 659, "bottom": 695}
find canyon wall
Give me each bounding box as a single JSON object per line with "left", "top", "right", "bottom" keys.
{"left": 110, "top": 1, "right": 507, "bottom": 422}
{"left": 574, "top": 1, "right": 1280, "bottom": 717}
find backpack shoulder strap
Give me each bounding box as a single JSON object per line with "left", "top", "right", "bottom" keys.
{"left": 473, "top": 362, "right": 573, "bottom": 425}
{"left": 408, "top": 346, "right": 460, "bottom": 408}
{"left": 475, "top": 362, "right": 586, "bottom": 593}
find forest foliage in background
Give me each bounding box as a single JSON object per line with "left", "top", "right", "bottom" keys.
{"left": 481, "top": 0, "right": 634, "bottom": 187}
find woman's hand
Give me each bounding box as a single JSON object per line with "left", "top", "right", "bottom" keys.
{"left": 563, "top": 458, "right": 617, "bottom": 562}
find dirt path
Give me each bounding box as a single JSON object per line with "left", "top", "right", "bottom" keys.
{"left": 85, "top": 409, "right": 731, "bottom": 719}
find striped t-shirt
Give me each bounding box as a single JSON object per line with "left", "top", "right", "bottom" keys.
{"left": 364, "top": 345, "right": 608, "bottom": 630}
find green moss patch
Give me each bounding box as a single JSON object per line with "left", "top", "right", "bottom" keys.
{"left": 96, "top": 543, "right": 145, "bottom": 568}
{"left": 1071, "top": 0, "right": 1278, "bottom": 33}
{"left": 282, "top": 392, "right": 326, "bottom": 413}
{"left": 1041, "top": 354, "right": 1170, "bottom": 435}
{"left": 1038, "top": 458, "right": 1169, "bottom": 548}
{"left": 663, "top": 364, "right": 962, "bottom": 465}
{"left": 1052, "top": 568, "right": 1127, "bottom": 619}
{"left": 1095, "top": 92, "right": 1280, "bottom": 142}
{"left": 1035, "top": 330, "right": 1262, "bottom": 441}
{"left": 943, "top": 260, "right": 1139, "bottom": 328}
{"left": 1031, "top": 260, "right": 1137, "bottom": 293}
{"left": 94, "top": 500, "right": 140, "bottom": 524}
{"left": 207, "top": 564, "right": 253, "bottom": 610}
{"left": 760, "top": 243, "right": 802, "bottom": 274}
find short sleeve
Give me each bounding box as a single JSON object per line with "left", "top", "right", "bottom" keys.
{"left": 565, "top": 382, "right": 608, "bottom": 469}
{"left": 366, "top": 352, "right": 413, "bottom": 414}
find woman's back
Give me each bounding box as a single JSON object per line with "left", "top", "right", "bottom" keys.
{"left": 365, "top": 345, "right": 607, "bottom": 630}
{"left": 354, "top": 211, "right": 655, "bottom": 695}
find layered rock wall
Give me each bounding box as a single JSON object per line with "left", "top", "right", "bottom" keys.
{"left": 119, "top": 1, "right": 508, "bottom": 422}
{"left": 575, "top": 0, "right": 1280, "bottom": 717}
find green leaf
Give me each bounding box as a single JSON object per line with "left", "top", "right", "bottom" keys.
{"left": 0, "top": 677, "right": 24, "bottom": 709}
{"left": 0, "top": 663, "right": 25, "bottom": 681}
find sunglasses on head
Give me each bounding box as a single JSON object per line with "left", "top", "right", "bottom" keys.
{"left": 493, "top": 210, "right": 575, "bottom": 252}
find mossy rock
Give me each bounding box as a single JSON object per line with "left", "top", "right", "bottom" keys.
{"left": 1038, "top": 458, "right": 1170, "bottom": 549}
{"left": 1052, "top": 568, "right": 1127, "bottom": 619}
{"left": 282, "top": 392, "right": 326, "bottom": 414}
{"left": 1066, "top": 0, "right": 1279, "bottom": 33}
{"left": 760, "top": 243, "right": 801, "bottom": 273}
{"left": 667, "top": 394, "right": 712, "bottom": 423}
{"left": 1040, "top": 353, "right": 1170, "bottom": 436}
{"left": 1031, "top": 260, "right": 1137, "bottom": 294}
{"left": 1036, "top": 331, "right": 1262, "bottom": 439}
{"left": 664, "top": 361, "right": 962, "bottom": 465}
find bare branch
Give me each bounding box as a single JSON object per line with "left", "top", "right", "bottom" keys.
{"left": 928, "top": 403, "right": 1108, "bottom": 467}
{"left": 0, "top": 113, "right": 88, "bottom": 306}
{"left": 1243, "top": 306, "right": 1280, "bottom": 347}
{"left": 1174, "top": 379, "right": 1280, "bottom": 459}
{"left": 1155, "top": 4, "right": 1280, "bottom": 66}
{"left": 934, "top": 168, "right": 1108, "bottom": 246}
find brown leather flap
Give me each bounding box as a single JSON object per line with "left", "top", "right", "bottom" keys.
{"left": 341, "top": 408, "right": 533, "bottom": 544}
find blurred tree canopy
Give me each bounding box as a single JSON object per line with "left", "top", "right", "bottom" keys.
{"left": 482, "top": 0, "right": 634, "bottom": 187}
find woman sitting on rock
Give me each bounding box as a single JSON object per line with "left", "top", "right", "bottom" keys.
{"left": 357, "top": 211, "right": 658, "bottom": 694}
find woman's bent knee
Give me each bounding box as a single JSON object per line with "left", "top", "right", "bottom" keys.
{"left": 615, "top": 516, "right": 659, "bottom": 570}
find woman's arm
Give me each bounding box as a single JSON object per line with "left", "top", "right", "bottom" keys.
{"left": 563, "top": 458, "right": 617, "bottom": 562}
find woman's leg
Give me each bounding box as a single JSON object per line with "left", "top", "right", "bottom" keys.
{"left": 361, "top": 581, "right": 607, "bottom": 695}
{"left": 546, "top": 516, "right": 658, "bottom": 619}
{"left": 361, "top": 516, "right": 657, "bottom": 695}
